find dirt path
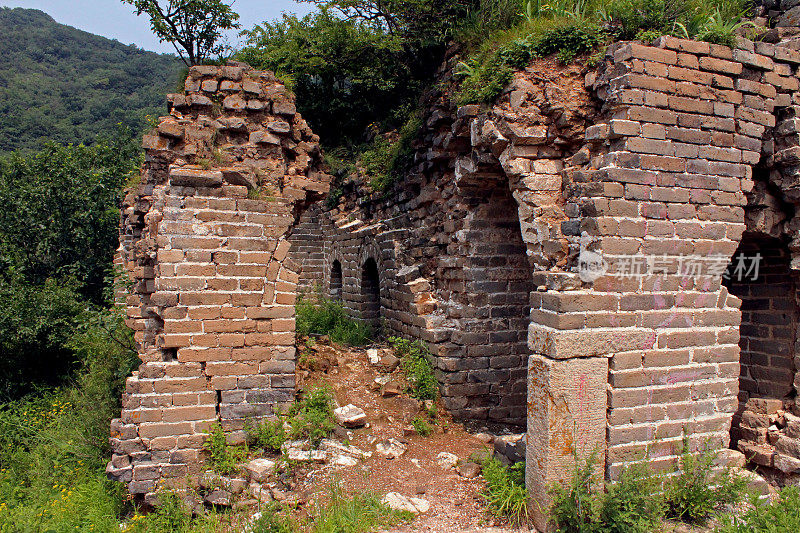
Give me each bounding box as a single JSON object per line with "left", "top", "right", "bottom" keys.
{"left": 286, "top": 338, "right": 532, "bottom": 532}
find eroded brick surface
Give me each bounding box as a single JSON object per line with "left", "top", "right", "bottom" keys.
{"left": 109, "top": 64, "right": 329, "bottom": 498}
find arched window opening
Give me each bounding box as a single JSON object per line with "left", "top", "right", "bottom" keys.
{"left": 330, "top": 260, "right": 343, "bottom": 301}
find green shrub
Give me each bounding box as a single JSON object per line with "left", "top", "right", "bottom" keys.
{"left": 550, "top": 452, "right": 601, "bottom": 532}
{"left": 288, "top": 386, "right": 335, "bottom": 446}
{"left": 411, "top": 416, "right": 433, "bottom": 437}
{"left": 599, "top": 463, "right": 665, "bottom": 533}
{"left": 126, "top": 491, "right": 230, "bottom": 533}
{"left": 388, "top": 337, "right": 438, "bottom": 401}
{"left": 665, "top": 441, "right": 749, "bottom": 524}
{"left": 204, "top": 423, "right": 247, "bottom": 476}
{"left": 0, "top": 309, "right": 137, "bottom": 532}
{"left": 361, "top": 111, "right": 423, "bottom": 192}
{"left": 310, "top": 482, "right": 412, "bottom": 533}
{"left": 530, "top": 22, "right": 605, "bottom": 62}
{"left": 716, "top": 486, "right": 800, "bottom": 533}
{"left": 481, "top": 455, "right": 529, "bottom": 525}
{"left": 296, "top": 294, "right": 373, "bottom": 346}
{"left": 247, "top": 418, "right": 287, "bottom": 453}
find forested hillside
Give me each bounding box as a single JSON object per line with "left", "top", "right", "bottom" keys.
{"left": 0, "top": 7, "right": 181, "bottom": 153}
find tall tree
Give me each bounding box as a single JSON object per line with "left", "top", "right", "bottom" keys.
{"left": 122, "top": 0, "right": 240, "bottom": 66}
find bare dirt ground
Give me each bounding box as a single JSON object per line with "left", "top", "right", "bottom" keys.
{"left": 283, "top": 337, "right": 532, "bottom": 532}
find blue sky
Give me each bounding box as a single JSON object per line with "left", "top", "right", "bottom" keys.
{"left": 0, "top": 0, "right": 314, "bottom": 54}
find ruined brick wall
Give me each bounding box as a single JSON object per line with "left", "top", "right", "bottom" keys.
{"left": 288, "top": 57, "right": 595, "bottom": 427}
{"left": 108, "top": 64, "right": 329, "bottom": 500}
{"left": 289, "top": 35, "right": 800, "bottom": 530}
{"left": 110, "top": 28, "right": 800, "bottom": 519}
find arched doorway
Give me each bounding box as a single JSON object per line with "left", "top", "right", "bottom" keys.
{"left": 361, "top": 257, "right": 381, "bottom": 328}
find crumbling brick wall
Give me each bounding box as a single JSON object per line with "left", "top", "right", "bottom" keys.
{"left": 108, "top": 64, "right": 329, "bottom": 501}
{"left": 110, "top": 29, "right": 800, "bottom": 523}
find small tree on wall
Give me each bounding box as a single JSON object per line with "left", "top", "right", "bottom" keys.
{"left": 121, "top": 0, "right": 240, "bottom": 66}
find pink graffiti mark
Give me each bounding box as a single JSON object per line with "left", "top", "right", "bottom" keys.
{"left": 661, "top": 370, "right": 701, "bottom": 385}
{"left": 577, "top": 373, "right": 589, "bottom": 417}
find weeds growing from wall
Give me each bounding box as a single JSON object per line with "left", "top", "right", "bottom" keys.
{"left": 455, "top": 0, "right": 753, "bottom": 105}
{"left": 388, "top": 337, "right": 438, "bottom": 401}
{"left": 204, "top": 423, "right": 248, "bottom": 476}
{"left": 296, "top": 294, "right": 373, "bottom": 346}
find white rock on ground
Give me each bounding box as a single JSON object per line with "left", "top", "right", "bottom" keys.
{"left": 287, "top": 449, "right": 327, "bottom": 463}
{"left": 381, "top": 492, "right": 430, "bottom": 514}
{"left": 320, "top": 438, "right": 372, "bottom": 459}
{"left": 330, "top": 454, "right": 359, "bottom": 467}
{"left": 334, "top": 404, "right": 367, "bottom": 428}
{"left": 376, "top": 438, "right": 407, "bottom": 459}
{"left": 244, "top": 458, "right": 275, "bottom": 482}
{"left": 367, "top": 348, "right": 380, "bottom": 364}
{"left": 436, "top": 452, "right": 459, "bottom": 469}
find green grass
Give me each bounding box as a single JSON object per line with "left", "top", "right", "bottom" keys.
{"left": 411, "top": 416, "right": 433, "bottom": 437}
{"left": 247, "top": 418, "right": 288, "bottom": 453}
{"left": 0, "top": 310, "right": 139, "bottom": 532}
{"left": 310, "top": 482, "right": 413, "bottom": 533}
{"left": 716, "top": 486, "right": 800, "bottom": 533}
{"left": 480, "top": 455, "right": 529, "bottom": 525}
{"left": 454, "top": 0, "right": 753, "bottom": 104}
{"left": 296, "top": 294, "right": 373, "bottom": 346}
{"left": 550, "top": 441, "right": 750, "bottom": 532}
{"left": 203, "top": 422, "right": 247, "bottom": 476}
{"left": 288, "top": 386, "right": 335, "bottom": 447}
{"left": 388, "top": 337, "right": 439, "bottom": 401}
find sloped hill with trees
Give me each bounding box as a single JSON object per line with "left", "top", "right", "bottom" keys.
{"left": 0, "top": 7, "right": 181, "bottom": 153}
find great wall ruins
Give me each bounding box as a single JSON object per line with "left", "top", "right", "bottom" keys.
{"left": 109, "top": 5, "right": 800, "bottom": 529}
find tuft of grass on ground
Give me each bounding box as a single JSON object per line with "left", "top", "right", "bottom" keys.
{"left": 310, "top": 481, "right": 413, "bottom": 533}
{"left": 388, "top": 336, "right": 439, "bottom": 401}
{"left": 288, "top": 386, "right": 335, "bottom": 447}
{"left": 480, "top": 455, "right": 530, "bottom": 525}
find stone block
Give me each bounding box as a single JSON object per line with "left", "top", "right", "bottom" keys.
{"left": 527, "top": 355, "right": 608, "bottom": 531}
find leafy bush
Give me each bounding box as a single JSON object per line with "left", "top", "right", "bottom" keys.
{"left": 716, "top": 486, "right": 800, "bottom": 533}
{"left": 481, "top": 455, "right": 529, "bottom": 525}
{"left": 360, "top": 111, "right": 422, "bottom": 192}
{"left": 411, "top": 415, "right": 433, "bottom": 437}
{"left": 388, "top": 337, "right": 439, "bottom": 401}
{"left": 288, "top": 386, "right": 335, "bottom": 446}
{"left": 598, "top": 463, "right": 665, "bottom": 533}
{"left": 310, "top": 481, "right": 412, "bottom": 533}
{"left": 0, "top": 310, "right": 138, "bottom": 532}
{"left": 125, "top": 491, "right": 230, "bottom": 533}
{"left": 531, "top": 22, "right": 605, "bottom": 61}
{"left": 550, "top": 441, "right": 749, "bottom": 532}
{"left": 665, "top": 442, "right": 748, "bottom": 524}
{"left": 204, "top": 423, "right": 247, "bottom": 476}
{"left": 296, "top": 294, "right": 373, "bottom": 346}
{"left": 247, "top": 418, "right": 287, "bottom": 453}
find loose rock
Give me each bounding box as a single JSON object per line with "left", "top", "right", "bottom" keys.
{"left": 457, "top": 461, "right": 482, "bottom": 479}
{"left": 244, "top": 458, "right": 276, "bottom": 482}
{"left": 376, "top": 438, "right": 407, "bottom": 459}
{"left": 334, "top": 404, "right": 367, "bottom": 428}
{"left": 381, "top": 492, "right": 430, "bottom": 514}
{"left": 437, "top": 452, "right": 459, "bottom": 469}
